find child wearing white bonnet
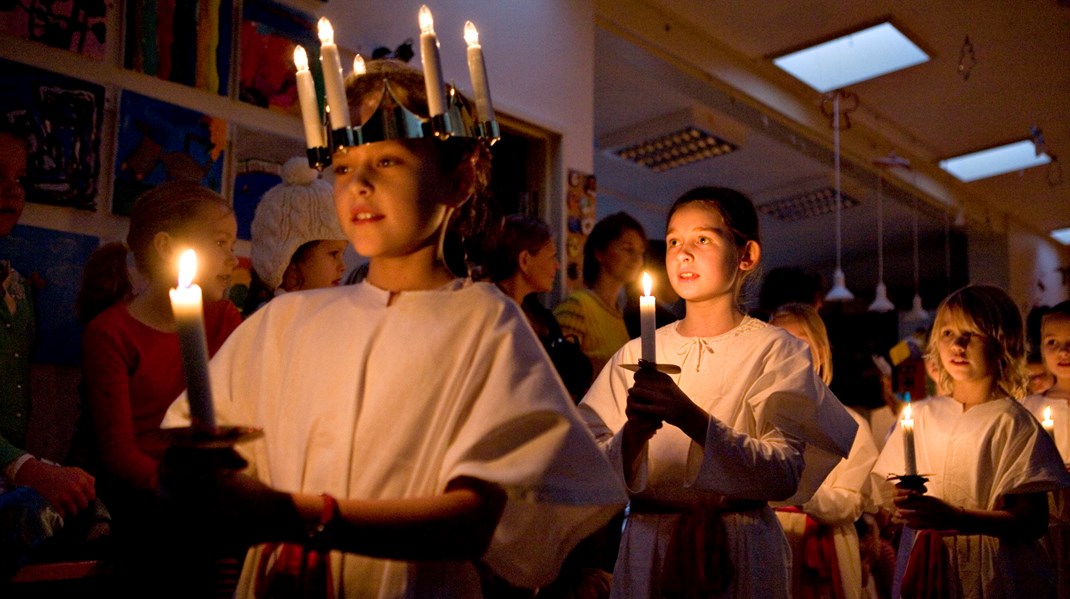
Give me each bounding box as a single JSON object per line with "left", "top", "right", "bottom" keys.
{"left": 247, "top": 156, "right": 348, "bottom": 313}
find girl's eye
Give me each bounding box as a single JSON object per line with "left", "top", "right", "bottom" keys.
{"left": 667, "top": 239, "right": 679, "bottom": 247}
{"left": 377, "top": 157, "right": 398, "bottom": 168}
{"left": 333, "top": 165, "right": 350, "bottom": 175}
{"left": 697, "top": 236, "right": 709, "bottom": 244}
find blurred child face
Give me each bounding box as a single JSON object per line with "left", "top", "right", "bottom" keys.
{"left": 290, "top": 240, "right": 348, "bottom": 291}
{"left": 1026, "top": 361, "right": 1055, "bottom": 394}
{"left": 522, "top": 240, "right": 559, "bottom": 294}
{"left": 180, "top": 204, "right": 238, "bottom": 302}
{"left": 332, "top": 139, "right": 456, "bottom": 260}
{"left": 665, "top": 203, "right": 756, "bottom": 305}
{"left": 596, "top": 229, "right": 645, "bottom": 286}
{"left": 0, "top": 133, "right": 28, "bottom": 237}
{"left": 934, "top": 311, "right": 996, "bottom": 385}
{"left": 1040, "top": 315, "right": 1070, "bottom": 385}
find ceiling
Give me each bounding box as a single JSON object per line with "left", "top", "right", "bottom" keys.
{"left": 591, "top": 0, "right": 1069, "bottom": 298}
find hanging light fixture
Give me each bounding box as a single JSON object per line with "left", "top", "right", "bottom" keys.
{"left": 903, "top": 195, "right": 929, "bottom": 322}
{"left": 825, "top": 91, "right": 854, "bottom": 302}
{"left": 868, "top": 174, "right": 895, "bottom": 312}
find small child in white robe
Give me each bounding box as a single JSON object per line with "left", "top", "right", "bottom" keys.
{"left": 161, "top": 58, "right": 627, "bottom": 598}
{"left": 1020, "top": 299, "right": 1070, "bottom": 599}
{"left": 770, "top": 303, "right": 880, "bottom": 599}
{"left": 872, "top": 285, "right": 1070, "bottom": 599}
{"left": 579, "top": 187, "right": 858, "bottom": 599}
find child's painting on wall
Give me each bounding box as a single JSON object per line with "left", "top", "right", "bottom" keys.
{"left": 112, "top": 91, "right": 227, "bottom": 216}
{"left": 0, "top": 58, "right": 104, "bottom": 211}
{"left": 0, "top": 0, "right": 109, "bottom": 60}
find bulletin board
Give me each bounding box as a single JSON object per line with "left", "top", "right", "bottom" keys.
{"left": 565, "top": 169, "right": 596, "bottom": 292}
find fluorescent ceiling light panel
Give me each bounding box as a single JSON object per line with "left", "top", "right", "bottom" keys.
{"left": 939, "top": 140, "right": 1052, "bottom": 182}
{"left": 773, "top": 22, "right": 929, "bottom": 92}
{"left": 1051, "top": 227, "right": 1070, "bottom": 245}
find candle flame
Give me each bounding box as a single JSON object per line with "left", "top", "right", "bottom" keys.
{"left": 353, "top": 54, "right": 366, "bottom": 75}
{"left": 641, "top": 272, "right": 653, "bottom": 297}
{"left": 317, "top": 17, "right": 334, "bottom": 45}
{"left": 1044, "top": 406, "right": 1053, "bottom": 421}
{"left": 293, "top": 46, "right": 309, "bottom": 71}
{"left": 177, "top": 249, "right": 197, "bottom": 289}
{"left": 902, "top": 403, "right": 913, "bottom": 424}
{"left": 464, "top": 21, "right": 479, "bottom": 46}
{"left": 418, "top": 5, "right": 434, "bottom": 34}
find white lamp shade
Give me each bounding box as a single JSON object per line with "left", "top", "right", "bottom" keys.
{"left": 902, "top": 294, "right": 929, "bottom": 322}
{"left": 868, "top": 281, "right": 896, "bottom": 312}
{"left": 825, "top": 268, "right": 855, "bottom": 302}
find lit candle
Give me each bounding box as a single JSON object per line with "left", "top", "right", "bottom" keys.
{"left": 317, "top": 17, "right": 351, "bottom": 131}
{"left": 418, "top": 5, "right": 446, "bottom": 117}
{"left": 463, "top": 21, "right": 495, "bottom": 123}
{"left": 293, "top": 46, "right": 325, "bottom": 150}
{"left": 169, "top": 250, "right": 215, "bottom": 432}
{"left": 1043, "top": 405, "right": 1056, "bottom": 440}
{"left": 901, "top": 396, "right": 917, "bottom": 475}
{"left": 640, "top": 272, "right": 656, "bottom": 364}
{"left": 353, "top": 53, "right": 366, "bottom": 76}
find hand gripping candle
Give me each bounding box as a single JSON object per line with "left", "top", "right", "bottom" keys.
{"left": 463, "top": 20, "right": 495, "bottom": 123}
{"left": 169, "top": 249, "right": 215, "bottom": 431}
{"left": 640, "top": 272, "right": 656, "bottom": 364}
{"left": 418, "top": 5, "right": 446, "bottom": 117}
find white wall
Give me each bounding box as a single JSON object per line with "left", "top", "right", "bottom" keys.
{"left": 1008, "top": 220, "right": 1070, "bottom": 311}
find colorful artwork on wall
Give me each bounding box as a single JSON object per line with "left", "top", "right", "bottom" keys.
{"left": 112, "top": 90, "right": 227, "bottom": 216}
{"left": 123, "top": 0, "right": 234, "bottom": 95}
{"left": 239, "top": 0, "right": 320, "bottom": 116}
{"left": 0, "top": 224, "right": 99, "bottom": 365}
{"left": 565, "top": 169, "right": 597, "bottom": 292}
{"left": 0, "top": 0, "right": 109, "bottom": 60}
{"left": 0, "top": 58, "right": 104, "bottom": 211}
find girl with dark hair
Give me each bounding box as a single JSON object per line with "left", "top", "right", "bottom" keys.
{"left": 579, "top": 186, "right": 857, "bottom": 598}
{"left": 554, "top": 211, "right": 647, "bottom": 381}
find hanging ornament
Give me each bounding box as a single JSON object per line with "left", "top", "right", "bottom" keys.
{"left": 902, "top": 195, "right": 929, "bottom": 323}
{"left": 824, "top": 91, "right": 854, "bottom": 303}
{"left": 820, "top": 90, "right": 859, "bottom": 129}
{"left": 958, "top": 35, "right": 977, "bottom": 81}
{"left": 868, "top": 175, "right": 895, "bottom": 312}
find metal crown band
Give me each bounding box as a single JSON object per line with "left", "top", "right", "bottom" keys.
{"left": 307, "top": 80, "right": 499, "bottom": 170}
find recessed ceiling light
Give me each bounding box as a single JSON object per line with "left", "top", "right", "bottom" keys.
{"left": 773, "top": 22, "right": 929, "bottom": 92}
{"left": 757, "top": 186, "right": 861, "bottom": 222}
{"left": 1051, "top": 227, "right": 1070, "bottom": 245}
{"left": 939, "top": 140, "right": 1052, "bottom": 182}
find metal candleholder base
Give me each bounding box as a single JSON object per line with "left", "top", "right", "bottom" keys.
{"left": 888, "top": 473, "right": 929, "bottom": 492}
{"left": 619, "top": 359, "right": 682, "bottom": 375}
{"left": 155, "top": 425, "right": 264, "bottom": 450}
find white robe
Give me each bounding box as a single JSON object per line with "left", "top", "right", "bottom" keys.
{"left": 872, "top": 395, "right": 1070, "bottom": 599}
{"left": 578, "top": 317, "right": 858, "bottom": 599}
{"left": 164, "top": 280, "right": 628, "bottom": 598}
{"left": 1021, "top": 394, "right": 1070, "bottom": 599}
{"left": 776, "top": 407, "right": 880, "bottom": 599}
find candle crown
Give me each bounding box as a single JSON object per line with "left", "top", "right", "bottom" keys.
{"left": 298, "top": 12, "right": 499, "bottom": 170}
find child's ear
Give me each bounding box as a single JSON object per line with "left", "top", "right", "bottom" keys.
{"left": 517, "top": 249, "right": 533, "bottom": 273}
{"left": 152, "top": 231, "right": 177, "bottom": 263}
{"left": 739, "top": 240, "right": 760, "bottom": 272}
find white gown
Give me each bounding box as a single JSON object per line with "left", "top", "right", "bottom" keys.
{"left": 776, "top": 407, "right": 880, "bottom": 599}
{"left": 1021, "top": 394, "right": 1070, "bottom": 599}
{"left": 579, "top": 317, "right": 858, "bottom": 599}
{"left": 872, "top": 395, "right": 1070, "bottom": 599}
{"left": 164, "top": 280, "right": 628, "bottom": 598}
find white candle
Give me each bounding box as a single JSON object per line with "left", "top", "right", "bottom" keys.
{"left": 463, "top": 21, "right": 495, "bottom": 123}
{"left": 640, "top": 272, "right": 656, "bottom": 364}
{"left": 169, "top": 250, "right": 215, "bottom": 432}
{"left": 293, "top": 46, "right": 325, "bottom": 149}
{"left": 317, "top": 17, "right": 351, "bottom": 131}
{"left": 419, "top": 5, "right": 446, "bottom": 117}
{"left": 901, "top": 399, "right": 917, "bottom": 475}
{"left": 1043, "top": 405, "right": 1056, "bottom": 440}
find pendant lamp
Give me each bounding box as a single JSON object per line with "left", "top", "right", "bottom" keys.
{"left": 825, "top": 92, "right": 854, "bottom": 302}
{"left": 902, "top": 195, "right": 929, "bottom": 322}
{"left": 868, "top": 175, "right": 895, "bottom": 312}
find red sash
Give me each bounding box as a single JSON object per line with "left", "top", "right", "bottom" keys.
{"left": 900, "top": 530, "right": 951, "bottom": 599}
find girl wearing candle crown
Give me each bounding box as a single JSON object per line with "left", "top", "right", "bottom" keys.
{"left": 577, "top": 186, "right": 858, "bottom": 599}
{"left": 871, "top": 285, "right": 1070, "bottom": 599}
{"left": 75, "top": 180, "right": 243, "bottom": 595}
{"left": 1020, "top": 299, "right": 1070, "bottom": 599}
{"left": 161, "top": 56, "right": 626, "bottom": 598}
